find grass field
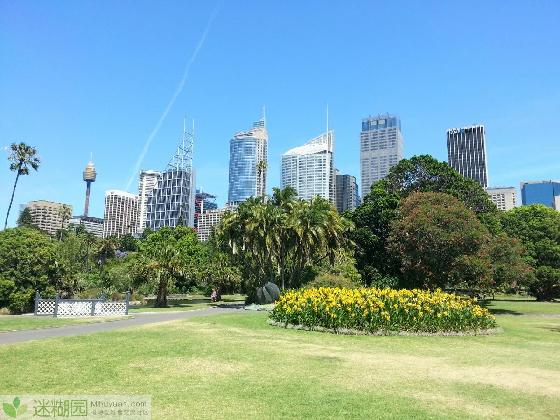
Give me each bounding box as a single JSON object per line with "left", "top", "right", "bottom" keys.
{"left": 1, "top": 298, "right": 559, "bottom": 419}
{"left": 0, "top": 315, "right": 129, "bottom": 332}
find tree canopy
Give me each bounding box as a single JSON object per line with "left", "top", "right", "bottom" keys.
{"left": 216, "top": 187, "right": 352, "bottom": 300}
{"left": 500, "top": 205, "right": 560, "bottom": 300}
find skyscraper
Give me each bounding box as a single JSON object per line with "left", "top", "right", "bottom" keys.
{"left": 137, "top": 170, "right": 161, "bottom": 233}
{"left": 194, "top": 189, "right": 217, "bottom": 230}
{"left": 335, "top": 172, "right": 360, "bottom": 213}
{"left": 281, "top": 130, "right": 335, "bottom": 204}
{"left": 146, "top": 122, "right": 196, "bottom": 229}
{"left": 82, "top": 160, "right": 96, "bottom": 217}
{"left": 521, "top": 181, "right": 560, "bottom": 209}
{"left": 486, "top": 187, "right": 517, "bottom": 211}
{"left": 24, "top": 200, "right": 73, "bottom": 236}
{"left": 102, "top": 190, "right": 138, "bottom": 238}
{"left": 447, "top": 125, "right": 488, "bottom": 188}
{"left": 360, "top": 114, "right": 403, "bottom": 197}
{"left": 228, "top": 117, "right": 268, "bottom": 204}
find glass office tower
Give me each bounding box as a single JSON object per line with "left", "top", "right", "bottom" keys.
{"left": 228, "top": 118, "right": 268, "bottom": 204}
{"left": 360, "top": 114, "right": 404, "bottom": 197}
{"left": 447, "top": 125, "right": 488, "bottom": 188}
{"left": 521, "top": 181, "right": 560, "bottom": 209}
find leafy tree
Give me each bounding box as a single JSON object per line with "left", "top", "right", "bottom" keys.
{"left": 388, "top": 192, "right": 493, "bottom": 290}
{"left": 350, "top": 181, "right": 400, "bottom": 285}
{"left": 487, "top": 234, "right": 535, "bottom": 293}
{"left": 351, "top": 155, "right": 500, "bottom": 284}
{"left": 194, "top": 239, "right": 241, "bottom": 295}
{"left": 95, "top": 237, "right": 118, "bottom": 265}
{"left": 118, "top": 234, "right": 138, "bottom": 252}
{"left": 139, "top": 226, "right": 203, "bottom": 307}
{"left": 55, "top": 229, "right": 100, "bottom": 297}
{"left": 4, "top": 142, "right": 40, "bottom": 229}
{"left": 0, "top": 227, "right": 63, "bottom": 313}
{"left": 383, "top": 155, "right": 498, "bottom": 216}
{"left": 500, "top": 205, "right": 560, "bottom": 300}
{"left": 16, "top": 207, "right": 35, "bottom": 228}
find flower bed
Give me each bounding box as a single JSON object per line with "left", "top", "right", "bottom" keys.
{"left": 270, "top": 287, "right": 497, "bottom": 334}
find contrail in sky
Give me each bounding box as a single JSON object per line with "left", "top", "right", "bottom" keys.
{"left": 125, "top": 3, "right": 221, "bottom": 191}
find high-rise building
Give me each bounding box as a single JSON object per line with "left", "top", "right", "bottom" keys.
{"left": 137, "top": 170, "right": 161, "bottom": 233}
{"left": 335, "top": 173, "right": 360, "bottom": 213}
{"left": 228, "top": 117, "right": 268, "bottom": 204}
{"left": 69, "top": 216, "right": 104, "bottom": 237}
{"left": 24, "top": 200, "right": 73, "bottom": 236}
{"left": 281, "top": 130, "right": 335, "bottom": 204}
{"left": 196, "top": 207, "right": 231, "bottom": 241}
{"left": 103, "top": 190, "right": 138, "bottom": 238}
{"left": 486, "top": 187, "right": 517, "bottom": 211}
{"left": 82, "top": 160, "right": 96, "bottom": 217}
{"left": 360, "top": 114, "right": 404, "bottom": 197}
{"left": 447, "top": 125, "right": 488, "bottom": 188}
{"left": 146, "top": 122, "right": 196, "bottom": 229}
{"left": 520, "top": 181, "right": 560, "bottom": 210}
{"left": 194, "top": 189, "right": 217, "bottom": 230}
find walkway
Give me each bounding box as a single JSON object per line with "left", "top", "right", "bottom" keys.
{"left": 0, "top": 306, "right": 241, "bottom": 346}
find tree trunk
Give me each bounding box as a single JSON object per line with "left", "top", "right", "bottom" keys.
{"left": 155, "top": 272, "right": 168, "bottom": 307}
{"left": 4, "top": 172, "right": 20, "bottom": 230}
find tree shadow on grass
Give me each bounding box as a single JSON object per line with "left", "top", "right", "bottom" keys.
{"left": 479, "top": 301, "right": 524, "bottom": 316}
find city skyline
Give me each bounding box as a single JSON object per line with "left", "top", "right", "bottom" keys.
{"left": 2, "top": 1, "right": 559, "bottom": 226}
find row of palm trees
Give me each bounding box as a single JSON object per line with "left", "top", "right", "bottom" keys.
{"left": 216, "top": 187, "right": 352, "bottom": 291}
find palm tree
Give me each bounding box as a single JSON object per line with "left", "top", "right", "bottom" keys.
{"left": 256, "top": 160, "right": 267, "bottom": 198}
{"left": 4, "top": 142, "right": 40, "bottom": 229}
{"left": 58, "top": 205, "right": 72, "bottom": 241}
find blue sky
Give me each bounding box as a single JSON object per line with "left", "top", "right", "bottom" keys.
{"left": 1, "top": 0, "right": 559, "bottom": 226}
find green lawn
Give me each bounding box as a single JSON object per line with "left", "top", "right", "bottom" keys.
{"left": 0, "top": 315, "right": 129, "bottom": 332}
{"left": 482, "top": 296, "right": 560, "bottom": 315}
{"left": 129, "top": 294, "right": 245, "bottom": 313}
{"left": 1, "top": 299, "right": 559, "bottom": 419}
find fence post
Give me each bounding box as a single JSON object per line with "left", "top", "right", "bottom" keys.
{"left": 125, "top": 291, "right": 130, "bottom": 315}
{"left": 53, "top": 294, "right": 60, "bottom": 318}
{"left": 34, "top": 290, "right": 40, "bottom": 316}
{"left": 90, "top": 299, "right": 96, "bottom": 316}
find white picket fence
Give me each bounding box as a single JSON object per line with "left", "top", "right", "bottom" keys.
{"left": 34, "top": 291, "right": 130, "bottom": 317}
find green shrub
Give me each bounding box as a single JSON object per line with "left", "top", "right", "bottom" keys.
{"left": 270, "top": 287, "right": 497, "bottom": 334}
{"left": 8, "top": 289, "right": 35, "bottom": 314}
{"left": 0, "top": 278, "right": 15, "bottom": 308}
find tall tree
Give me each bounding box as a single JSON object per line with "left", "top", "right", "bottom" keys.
{"left": 58, "top": 205, "right": 72, "bottom": 241}
{"left": 4, "top": 142, "right": 40, "bottom": 229}
{"left": 351, "top": 155, "right": 500, "bottom": 285}
{"left": 388, "top": 192, "right": 493, "bottom": 291}
{"left": 16, "top": 207, "right": 35, "bottom": 228}
{"left": 139, "top": 226, "right": 202, "bottom": 307}
{"left": 500, "top": 205, "right": 560, "bottom": 300}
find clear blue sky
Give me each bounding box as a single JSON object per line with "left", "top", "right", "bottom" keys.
{"left": 1, "top": 0, "right": 559, "bottom": 226}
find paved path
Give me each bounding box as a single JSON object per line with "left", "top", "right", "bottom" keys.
{"left": 0, "top": 307, "right": 241, "bottom": 346}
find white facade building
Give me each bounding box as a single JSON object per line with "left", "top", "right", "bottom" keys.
{"left": 24, "top": 200, "right": 73, "bottom": 236}
{"left": 360, "top": 115, "right": 404, "bottom": 197}
{"left": 197, "top": 208, "right": 228, "bottom": 241}
{"left": 137, "top": 170, "right": 161, "bottom": 233}
{"left": 281, "top": 130, "right": 335, "bottom": 204}
{"left": 103, "top": 190, "right": 138, "bottom": 238}
{"left": 486, "top": 187, "right": 516, "bottom": 211}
